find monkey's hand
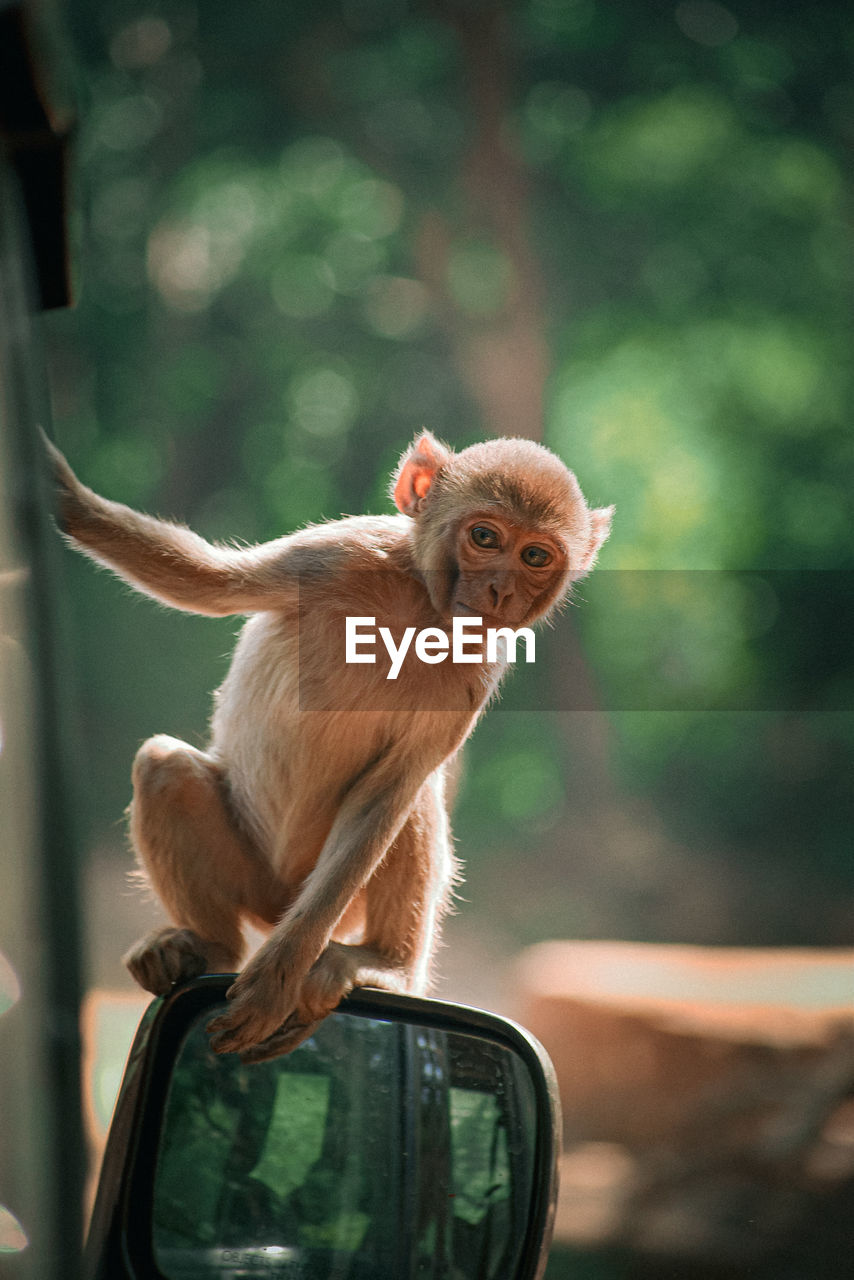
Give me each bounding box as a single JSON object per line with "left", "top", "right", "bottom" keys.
{"left": 40, "top": 430, "right": 91, "bottom": 536}
{"left": 207, "top": 955, "right": 300, "bottom": 1055}
{"left": 236, "top": 1013, "right": 324, "bottom": 1064}
{"left": 207, "top": 940, "right": 353, "bottom": 1059}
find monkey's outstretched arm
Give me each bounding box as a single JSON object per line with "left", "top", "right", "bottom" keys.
{"left": 46, "top": 436, "right": 299, "bottom": 616}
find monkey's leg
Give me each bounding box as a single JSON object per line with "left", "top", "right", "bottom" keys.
{"left": 236, "top": 778, "right": 457, "bottom": 1063}
{"left": 124, "top": 734, "right": 289, "bottom": 995}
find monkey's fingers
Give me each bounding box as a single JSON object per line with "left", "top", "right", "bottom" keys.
{"left": 207, "top": 964, "right": 297, "bottom": 1053}
{"left": 39, "top": 428, "right": 77, "bottom": 497}
{"left": 239, "top": 1015, "right": 322, "bottom": 1064}
{"left": 207, "top": 1002, "right": 287, "bottom": 1055}
{"left": 39, "top": 428, "right": 99, "bottom": 537}
{"left": 207, "top": 1016, "right": 258, "bottom": 1055}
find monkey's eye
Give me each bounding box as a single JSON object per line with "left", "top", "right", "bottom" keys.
{"left": 521, "top": 545, "right": 552, "bottom": 568}
{"left": 470, "top": 525, "right": 500, "bottom": 549}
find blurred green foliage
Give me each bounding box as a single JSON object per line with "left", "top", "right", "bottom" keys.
{"left": 46, "top": 0, "right": 853, "bottom": 945}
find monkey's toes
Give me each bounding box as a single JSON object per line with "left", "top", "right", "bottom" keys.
{"left": 123, "top": 926, "right": 208, "bottom": 995}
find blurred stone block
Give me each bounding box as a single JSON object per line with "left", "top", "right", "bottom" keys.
{"left": 515, "top": 941, "right": 854, "bottom": 1264}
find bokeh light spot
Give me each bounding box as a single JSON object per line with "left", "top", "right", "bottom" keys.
{"left": 363, "top": 276, "right": 430, "bottom": 338}
{"left": 95, "top": 95, "right": 162, "bottom": 151}
{"left": 0, "top": 950, "right": 21, "bottom": 1018}
{"left": 336, "top": 178, "right": 404, "bottom": 239}
{"left": 110, "top": 16, "right": 172, "bottom": 69}
{"left": 447, "top": 239, "right": 514, "bottom": 317}
{"left": 0, "top": 1204, "right": 28, "bottom": 1253}
{"left": 588, "top": 89, "right": 735, "bottom": 190}
{"left": 523, "top": 82, "right": 592, "bottom": 161}
{"left": 148, "top": 221, "right": 219, "bottom": 312}
{"left": 326, "top": 232, "right": 386, "bottom": 294}
{"left": 280, "top": 137, "right": 352, "bottom": 199}
{"left": 771, "top": 141, "right": 842, "bottom": 213}
{"left": 271, "top": 256, "right": 336, "bottom": 319}
{"left": 84, "top": 436, "right": 163, "bottom": 507}
{"left": 675, "top": 1, "right": 738, "bottom": 48}
{"left": 288, "top": 367, "right": 360, "bottom": 438}
{"left": 479, "top": 748, "right": 565, "bottom": 821}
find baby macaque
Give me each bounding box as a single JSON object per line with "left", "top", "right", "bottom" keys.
{"left": 48, "top": 431, "right": 612, "bottom": 1060}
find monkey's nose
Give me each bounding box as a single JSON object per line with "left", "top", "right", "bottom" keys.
{"left": 488, "top": 574, "right": 515, "bottom": 611}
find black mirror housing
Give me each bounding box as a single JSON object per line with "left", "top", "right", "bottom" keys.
{"left": 86, "top": 976, "right": 560, "bottom": 1280}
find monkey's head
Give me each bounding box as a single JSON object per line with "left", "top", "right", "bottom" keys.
{"left": 392, "top": 431, "right": 613, "bottom": 627}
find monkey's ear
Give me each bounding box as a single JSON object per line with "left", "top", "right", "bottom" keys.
{"left": 577, "top": 504, "right": 614, "bottom": 574}
{"left": 391, "top": 431, "right": 453, "bottom": 516}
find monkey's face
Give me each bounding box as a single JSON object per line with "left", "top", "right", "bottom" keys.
{"left": 447, "top": 511, "right": 570, "bottom": 628}
{"left": 395, "top": 431, "right": 613, "bottom": 628}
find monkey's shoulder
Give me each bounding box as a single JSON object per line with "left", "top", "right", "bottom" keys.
{"left": 282, "top": 513, "right": 413, "bottom": 577}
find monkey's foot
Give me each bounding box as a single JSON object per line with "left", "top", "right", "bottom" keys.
{"left": 123, "top": 926, "right": 236, "bottom": 995}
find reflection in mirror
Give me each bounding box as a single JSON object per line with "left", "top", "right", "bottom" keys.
{"left": 153, "top": 1005, "right": 538, "bottom": 1279}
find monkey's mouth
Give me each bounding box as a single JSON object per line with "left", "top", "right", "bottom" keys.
{"left": 451, "top": 601, "right": 506, "bottom": 629}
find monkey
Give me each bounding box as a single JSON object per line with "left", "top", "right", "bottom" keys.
{"left": 47, "top": 430, "right": 612, "bottom": 1061}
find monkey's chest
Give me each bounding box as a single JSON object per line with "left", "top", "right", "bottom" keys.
{"left": 296, "top": 604, "right": 497, "bottom": 713}
{"left": 210, "top": 610, "right": 483, "bottom": 839}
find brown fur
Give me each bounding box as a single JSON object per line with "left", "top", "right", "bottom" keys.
{"left": 47, "top": 430, "right": 611, "bottom": 1060}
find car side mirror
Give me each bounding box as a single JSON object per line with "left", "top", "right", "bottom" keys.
{"left": 86, "top": 976, "right": 560, "bottom": 1279}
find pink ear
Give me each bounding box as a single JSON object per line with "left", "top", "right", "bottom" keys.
{"left": 578, "top": 504, "right": 614, "bottom": 573}
{"left": 392, "top": 431, "right": 452, "bottom": 516}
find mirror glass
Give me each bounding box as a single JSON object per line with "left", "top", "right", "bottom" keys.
{"left": 152, "top": 1003, "right": 539, "bottom": 1279}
